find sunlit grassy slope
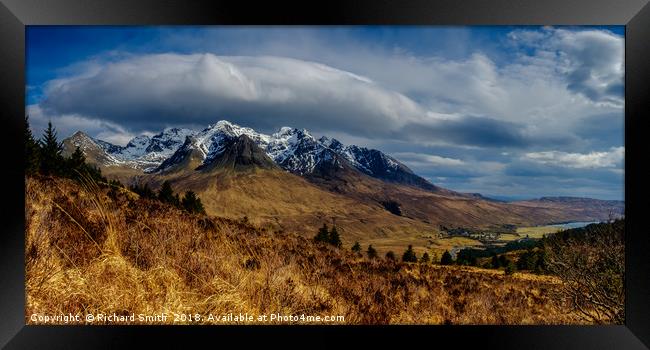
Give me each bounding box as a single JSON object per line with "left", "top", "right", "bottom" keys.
{"left": 26, "top": 176, "right": 586, "bottom": 325}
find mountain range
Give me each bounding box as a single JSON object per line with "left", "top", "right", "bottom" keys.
{"left": 63, "top": 120, "right": 624, "bottom": 252}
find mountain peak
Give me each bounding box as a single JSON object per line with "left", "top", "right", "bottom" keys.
{"left": 319, "top": 136, "right": 344, "bottom": 151}
{"left": 70, "top": 130, "right": 91, "bottom": 139}
{"left": 201, "top": 134, "right": 277, "bottom": 171}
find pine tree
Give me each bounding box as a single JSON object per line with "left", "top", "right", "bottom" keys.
{"left": 314, "top": 224, "right": 329, "bottom": 243}
{"left": 24, "top": 115, "right": 40, "bottom": 175}
{"left": 366, "top": 245, "right": 378, "bottom": 259}
{"left": 181, "top": 191, "right": 205, "bottom": 214}
{"left": 351, "top": 241, "right": 362, "bottom": 255}
{"left": 158, "top": 181, "right": 175, "bottom": 204}
{"left": 328, "top": 225, "right": 342, "bottom": 248}
{"left": 441, "top": 250, "right": 453, "bottom": 265}
{"left": 39, "top": 121, "right": 63, "bottom": 175}
{"left": 66, "top": 146, "right": 86, "bottom": 178}
{"left": 402, "top": 245, "right": 418, "bottom": 263}
{"left": 420, "top": 252, "right": 430, "bottom": 264}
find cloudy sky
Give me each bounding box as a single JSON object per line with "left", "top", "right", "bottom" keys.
{"left": 26, "top": 26, "right": 625, "bottom": 200}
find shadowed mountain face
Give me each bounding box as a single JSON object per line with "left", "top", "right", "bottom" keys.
{"left": 199, "top": 135, "right": 278, "bottom": 171}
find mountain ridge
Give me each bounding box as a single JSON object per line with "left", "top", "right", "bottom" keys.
{"left": 63, "top": 120, "right": 445, "bottom": 193}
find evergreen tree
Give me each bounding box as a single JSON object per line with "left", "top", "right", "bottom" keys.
{"left": 351, "top": 241, "right": 362, "bottom": 255}
{"left": 65, "top": 146, "right": 86, "bottom": 178}
{"left": 314, "top": 223, "right": 329, "bottom": 243}
{"left": 441, "top": 250, "right": 453, "bottom": 265}
{"left": 402, "top": 245, "right": 418, "bottom": 263}
{"left": 420, "top": 252, "right": 430, "bottom": 264}
{"left": 158, "top": 181, "right": 176, "bottom": 204}
{"left": 39, "top": 121, "right": 64, "bottom": 175}
{"left": 181, "top": 191, "right": 206, "bottom": 214}
{"left": 504, "top": 261, "right": 516, "bottom": 275}
{"left": 24, "top": 115, "right": 40, "bottom": 175}
{"left": 366, "top": 245, "right": 378, "bottom": 259}
{"left": 130, "top": 183, "right": 156, "bottom": 199}
{"left": 328, "top": 225, "right": 342, "bottom": 248}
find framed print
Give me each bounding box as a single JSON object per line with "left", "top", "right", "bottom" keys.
{"left": 1, "top": 0, "right": 649, "bottom": 348}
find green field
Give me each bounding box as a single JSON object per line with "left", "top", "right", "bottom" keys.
{"left": 516, "top": 225, "right": 562, "bottom": 239}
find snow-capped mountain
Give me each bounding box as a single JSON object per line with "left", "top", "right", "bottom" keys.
{"left": 64, "top": 120, "right": 438, "bottom": 191}
{"left": 76, "top": 127, "right": 197, "bottom": 171}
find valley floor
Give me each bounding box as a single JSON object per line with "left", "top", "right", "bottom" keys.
{"left": 25, "top": 176, "right": 587, "bottom": 325}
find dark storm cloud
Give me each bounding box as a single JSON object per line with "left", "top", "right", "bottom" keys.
{"left": 399, "top": 116, "right": 529, "bottom": 148}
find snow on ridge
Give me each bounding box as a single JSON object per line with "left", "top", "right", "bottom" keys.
{"left": 86, "top": 119, "right": 407, "bottom": 176}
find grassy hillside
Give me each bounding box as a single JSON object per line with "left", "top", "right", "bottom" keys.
{"left": 26, "top": 175, "right": 586, "bottom": 325}
{"left": 143, "top": 167, "right": 438, "bottom": 254}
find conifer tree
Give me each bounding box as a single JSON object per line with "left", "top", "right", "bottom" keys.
{"left": 328, "top": 225, "right": 342, "bottom": 248}
{"left": 402, "top": 244, "right": 418, "bottom": 263}
{"left": 420, "top": 252, "right": 430, "bottom": 264}
{"left": 366, "top": 245, "right": 378, "bottom": 259}
{"left": 351, "top": 241, "right": 362, "bottom": 255}
{"left": 158, "top": 181, "right": 176, "bottom": 204}
{"left": 24, "top": 115, "right": 40, "bottom": 175}
{"left": 66, "top": 146, "right": 86, "bottom": 178}
{"left": 39, "top": 121, "right": 63, "bottom": 175}
{"left": 314, "top": 223, "right": 329, "bottom": 243}
{"left": 181, "top": 191, "right": 205, "bottom": 214}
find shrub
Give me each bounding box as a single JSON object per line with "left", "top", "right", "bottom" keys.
{"left": 181, "top": 191, "right": 206, "bottom": 215}
{"left": 351, "top": 242, "right": 362, "bottom": 255}
{"left": 440, "top": 250, "right": 453, "bottom": 265}
{"left": 314, "top": 224, "right": 329, "bottom": 243}
{"left": 385, "top": 251, "right": 396, "bottom": 261}
{"left": 366, "top": 245, "right": 378, "bottom": 259}
{"left": 381, "top": 200, "right": 402, "bottom": 216}
{"left": 543, "top": 220, "right": 624, "bottom": 324}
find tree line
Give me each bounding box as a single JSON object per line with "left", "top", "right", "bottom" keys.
{"left": 25, "top": 116, "right": 104, "bottom": 182}
{"left": 25, "top": 116, "right": 206, "bottom": 215}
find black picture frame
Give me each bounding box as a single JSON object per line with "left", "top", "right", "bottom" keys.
{"left": 1, "top": 0, "right": 649, "bottom": 348}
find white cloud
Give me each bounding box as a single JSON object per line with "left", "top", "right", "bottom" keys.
{"left": 27, "top": 104, "right": 139, "bottom": 146}
{"left": 391, "top": 152, "right": 465, "bottom": 167}
{"left": 507, "top": 27, "right": 624, "bottom": 105}
{"left": 523, "top": 147, "right": 624, "bottom": 169}
{"left": 40, "top": 54, "right": 427, "bottom": 139}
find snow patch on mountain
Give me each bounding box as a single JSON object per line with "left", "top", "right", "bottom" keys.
{"left": 73, "top": 120, "right": 431, "bottom": 189}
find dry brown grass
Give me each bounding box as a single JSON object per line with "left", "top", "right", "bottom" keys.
{"left": 25, "top": 176, "right": 586, "bottom": 325}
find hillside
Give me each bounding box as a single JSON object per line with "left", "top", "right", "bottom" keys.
{"left": 25, "top": 175, "right": 585, "bottom": 325}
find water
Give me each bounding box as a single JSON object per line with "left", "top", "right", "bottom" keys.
{"left": 547, "top": 221, "right": 600, "bottom": 229}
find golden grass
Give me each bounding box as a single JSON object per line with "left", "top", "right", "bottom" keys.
{"left": 25, "top": 176, "right": 586, "bottom": 325}
{"left": 516, "top": 225, "right": 562, "bottom": 238}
